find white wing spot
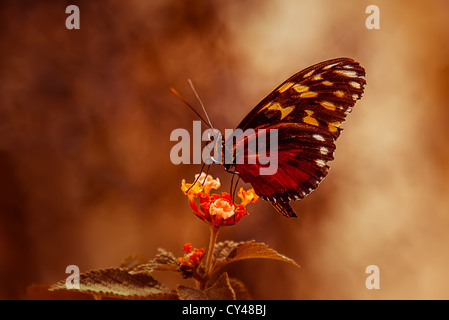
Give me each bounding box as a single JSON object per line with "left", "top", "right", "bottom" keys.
{"left": 352, "top": 94, "right": 359, "bottom": 100}
{"left": 350, "top": 81, "right": 361, "bottom": 89}
{"left": 335, "top": 70, "right": 358, "bottom": 78}
{"left": 316, "top": 159, "right": 326, "bottom": 167}
{"left": 313, "top": 134, "right": 325, "bottom": 142}
{"left": 344, "top": 106, "right": 353, "bottom": 115}
{"left": 320, "top": 147, "right": 329, "bottom": 155}
{"left": 323, "top": 62, "right": 340, "bottom": 70}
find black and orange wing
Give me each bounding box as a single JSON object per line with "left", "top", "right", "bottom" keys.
{"left": 229, "top": 57, "right": 366, "bottom": 217}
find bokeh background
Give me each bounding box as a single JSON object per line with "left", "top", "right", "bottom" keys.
{"left": 1, "top": 0, "right": 449, "bottom": 299}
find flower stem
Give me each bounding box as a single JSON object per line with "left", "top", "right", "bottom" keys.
{"left": 201, "top": 226, "right": 219, "bottom": 289}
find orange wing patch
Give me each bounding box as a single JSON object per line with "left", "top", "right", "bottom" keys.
{"left": 334, "top": 90, "right": 345, "bottom": 98}
{"left": 262, "top": 102, "right": 294, "bottom": 120}
{"left": 303, "top": 110, "right": 319, "bottom": 126}
{"left": 320, "top": 101, "right": 337, "bottom": 111}
{"left": 278, "top": 82, "right": 294, "bottom": 93}
{"left": 303, "top": 69, "right": 315, "bottom": 78}
{"left": 300, "top": 91, "right": 318, "bottom": 98}
{"left": 328, "top": 121, "right": 341, "bottom": 133}
{"left": 293, "top": 84, "right": 309, "bottom": 93}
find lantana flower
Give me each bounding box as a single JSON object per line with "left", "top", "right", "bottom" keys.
{"left": 181, "top": 173, "right": 259, "bottom": 227}
{"left": 181, "top": 172, "right": 220, "bottom": 196}
{"left": 177, "top": 243, "right": 205, "bottom": 270}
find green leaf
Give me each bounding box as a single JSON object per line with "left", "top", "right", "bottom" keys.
{"left": 212, "top": 240, "right": 300, "bottom": 274}
{"left": 49, "top": 267, "right": 177, "bottom": 300}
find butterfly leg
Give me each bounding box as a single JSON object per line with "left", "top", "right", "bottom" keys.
{"left": 186, "top": 162, "right": 207, "bottom": 193}
{"left": 224, "top": 167, "right": 239, "bottom": 175}
{"left": 230, "top": 174, "right": 241, "bottom": 202}
{"left": 228, "top": 173, "right": 241, "bottom": 223}
{"left": 225, "top": 165, "right": 240, "bottom": 197}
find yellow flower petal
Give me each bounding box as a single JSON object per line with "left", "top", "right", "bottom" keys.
{"left": 238, "top": 187, "right": 259, "bottom": 206}
{"left": 181, "top": 179, "right": 203, "bottom": 195}
{"left": 195, "top": 173, "right": 221, "bottom": 195}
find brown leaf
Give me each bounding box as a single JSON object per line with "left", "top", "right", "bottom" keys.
{"left": 119, "top": 254, "right": 147, "bottom": 268}
{"left": 130, "top": 248, "right": 179, "bottom": 274}
{"left": 205, "top": 272, "right": 236, "bottom": 300}
{"left": 176, "top": 273, "right": 238, "bottom": 300}
{"left": 212, "top": 240, "right": 300, "bottom": 274}
{"left": 27, "top": 284, "right": 95, "bottom": 300}
{"left": 228, "top": 278, "right": 252, "bottom": 300}
{"left": 49, "top": 267, "right": 177, "bottom": 300}
{"left": 177, "top": 285, "right": 207, "bottom": 300}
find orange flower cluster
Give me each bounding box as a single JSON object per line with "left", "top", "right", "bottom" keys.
{"left": 181, "top": 173, "right": 259, "bottom": 227}
{"left": 177, "top": 243, "right": 205, "bottom": 269}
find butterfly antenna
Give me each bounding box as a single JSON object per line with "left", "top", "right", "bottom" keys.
{"left": 187, "top": 79, "right": 214, "bottom": 131}
{"left": 203, "top": 163, "right": 211, "bottom": 186}
{"left": 170, "top": 87, "right": 211, "bottom": 128}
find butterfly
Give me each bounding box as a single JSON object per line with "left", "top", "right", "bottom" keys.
{"left": 220, "top": 57, "right": 366, "bottom": 217}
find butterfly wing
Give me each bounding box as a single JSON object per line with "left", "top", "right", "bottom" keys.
{"left": 231, "top": 124, "right": 336, "bottom": 217}
{"left": 229, "top": 57, "right": 366, "bottom": 217}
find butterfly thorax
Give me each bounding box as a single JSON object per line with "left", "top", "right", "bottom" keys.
{"left": 221, "top": 137, "right": 236, "bottom": 172}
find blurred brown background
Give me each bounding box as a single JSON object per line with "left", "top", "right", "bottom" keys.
{"left": 1, "top": 0, "right": 449, "bottom": 299}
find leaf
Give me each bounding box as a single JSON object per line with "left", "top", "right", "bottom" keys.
{"left": 205, "top": 272, "right": 236, "bottom": 300}
{"left": 177, "top": 285, "right": 207, "bottom": 300}
{"left": 130, "top": 248, "right": 179, "bottom": 275}
{"left": 27, "top": 284, "right": 96, "bottom": 300}
{"left": 49, "top": 267, "right": 178, "bottom": 300}
{"left": 119, "top": 254, "right": 147, "bottom": 268}
{"left": 212, "top": 240, "right": 300, "bottom": 274}
{"left": 228, "top": 278, "right": 252, "bottom": 300}
{"left": 177, "top": 273, "right": 237, "bottom": 300}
